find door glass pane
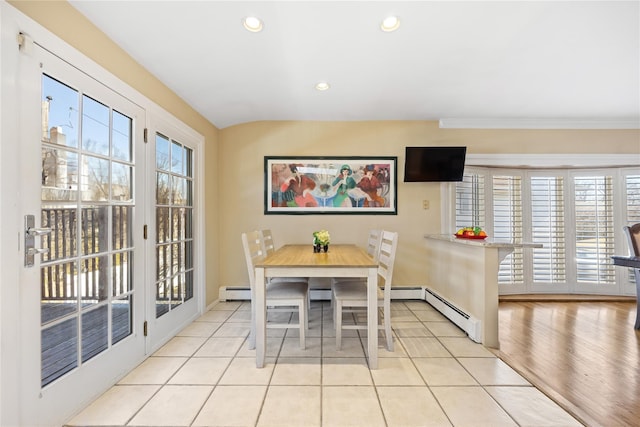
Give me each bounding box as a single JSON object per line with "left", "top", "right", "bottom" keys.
{"left": 156, "top": 134, "right": 170, "bottom": 171}
{"left": 41, "top": 207, "right": 78, "bottom": 262}
{"left": 42, "top": 74, "right": 78, "bottom": 148}
{"left": 112, "top": 206, "right": 132, "bottom": 250}
{"left": 112, "top": 251, "right": 132, "bottom": 296}
{"left": 155, "top": 134, "right": 194, "bottom": 318}
{"left": 82, "top": 306, "right": 108, "bottom": 362}
{"left": 172, "top": 208, "right": 185, "bottom": 240}
{"left": 156, "top": 281, "right": 169, "bottom": 317}
{"left": 41, "top": 261, "right": 78, "bottom": 324}
{"left": 172, "top": 176, "right": 187, "bottom": 205}
{"left": 112, "top": 162, "right": 132, "bottom": 202}
{"left": 184, "top": 208, "right": 193, "bottom": 239}
{"left": 112, "top": 296, "right": 132, "bottom": 345}
{"left": 80, "top": 256, "right": 108, "bottom": 305}
{"left": 42, "top": 147, "right": 79, "bottom": 201}
{"left": 40, "top": 73, "right": 136, "bottom": 387}
{"left": 83, "top": 155, "right": 110, "bottom": 201}
{"left": 81, "top": 207, "right": 108, "bottom": 255}
{"left": 41, "top": 318, "right": 78, "bottom": 387}
{"left": 112, "top": 110, "right": 132, "bottom": 162}
{"left": 157, "top": 207, "right": 170, "bottom": 243}
{"left": 157, "top": 172, "right": 170, "bottom": 204}
{"left": 171, "top": 141, "right": 183, "bottom": 174}
{"left": 185, "top": 146, "right": 193, "bottom": 176}
{"left": 82, "top": 95, "right": 109, "bottom": 156}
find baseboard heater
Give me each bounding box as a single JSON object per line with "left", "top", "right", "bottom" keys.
{"left": 424, "top": 288, "right": 482, "bottom": 343}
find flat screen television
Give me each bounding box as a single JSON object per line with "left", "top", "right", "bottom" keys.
{"left": 403, "top": 146, "right": 467, "bottom": 182}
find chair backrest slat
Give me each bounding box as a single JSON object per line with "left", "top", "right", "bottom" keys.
{"left": 241, "top": 230, "right": 266, "bottom": 288}
{"left": 366, "top": 229, "right": 382, "bottom": 261}
{"left": 261, "top": 229, "right": 276, "bottom": 255}
{"left": 377, "top": 230, "right": 398, "bottom": 294}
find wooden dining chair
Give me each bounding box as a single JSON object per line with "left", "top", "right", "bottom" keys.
{"left": 623, "top": 223, "right": 640, "bottom": 258}
{"left": 332, "top": 230, "right": 398, "bottom": 351}
{"left": 261, "top": 229, "right": 311, "bottom": 309}
{"left": 242, "top": 230, "right": 309, "bottom": 350}
{"left": 331, "top": 229, "right": 382, "bottom": 288}
{"left": 261, "top": 229, "right": 310, "bottom": 284}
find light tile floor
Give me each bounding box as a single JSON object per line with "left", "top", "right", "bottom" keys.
{"left": 67, "top": 300, "right": 582, "bottom": 427}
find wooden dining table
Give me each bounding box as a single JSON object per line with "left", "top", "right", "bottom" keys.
{"left": 253, "top": 244, "right": 380, "bottom": 368}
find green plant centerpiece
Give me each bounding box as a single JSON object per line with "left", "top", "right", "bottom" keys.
{"left": 313, "top": 230, "right": 331, "bottom": 252}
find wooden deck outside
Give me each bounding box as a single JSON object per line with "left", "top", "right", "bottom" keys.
{"left": 41, "top": 302, "right": 131, "bottom": 386}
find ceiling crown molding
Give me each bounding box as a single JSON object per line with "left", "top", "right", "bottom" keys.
{"left": 439, "top": 118, "right": 640, "bottom": 130}
{"left": 466, "top": 154, "right": 640, "bottom": 168}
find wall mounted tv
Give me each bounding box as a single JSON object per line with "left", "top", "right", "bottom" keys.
{"left": 403, "top": 146, "right": 467, "bottom": 182}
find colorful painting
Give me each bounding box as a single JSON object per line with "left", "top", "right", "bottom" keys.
{"left": 265, "top": 156, "right": 397, "bottom": 214}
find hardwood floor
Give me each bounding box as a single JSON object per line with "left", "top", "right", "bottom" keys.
{"left": 497, "top": 300, "right": 640, "bottom": 427}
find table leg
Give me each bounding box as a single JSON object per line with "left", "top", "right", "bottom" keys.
{"left": 367, "top": 268, "right": 378, "bottom": 369}
{"left": 255, "top": 267, "right": 266, "bottom": 368}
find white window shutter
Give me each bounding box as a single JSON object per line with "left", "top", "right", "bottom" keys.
{"left": 530, "top": 176, "right": 566, "bottom": 283}
{"left": 574, "top": 175, "right": 615, "bottom": 284}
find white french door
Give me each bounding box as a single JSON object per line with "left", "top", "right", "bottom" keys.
{"left": 145, "top": 118, "right": 201, "bottom": 351}
{"left": 2, "top": 6, "right": 204, "bottom": 425}
{"left": 16, "top": 45, "right": 147, "bottom": 426}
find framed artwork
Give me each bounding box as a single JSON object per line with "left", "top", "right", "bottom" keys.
{"left": 265, "top": 156, "right": 397, "bottom": 215}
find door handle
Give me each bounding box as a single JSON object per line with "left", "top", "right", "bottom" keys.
{"left": 24, "top": 214, "right": 51, "bottom": 267}
{"left": 27, "top": 248, "right": 50, "bottom": 256}
{"left": 27, "top": 227, "right": 52, "bottom": 236}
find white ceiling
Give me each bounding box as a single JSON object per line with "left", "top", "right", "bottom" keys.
{"left": 69, "top": 1, "right": 640, "bottom": 130}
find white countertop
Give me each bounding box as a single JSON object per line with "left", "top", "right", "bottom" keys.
{"left": 424, "top": 234, "right": 542, "bottom": 248}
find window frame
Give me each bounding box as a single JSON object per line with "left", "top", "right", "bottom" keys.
{"left": 445, "top": 155, "right": 639, "bottom": 296}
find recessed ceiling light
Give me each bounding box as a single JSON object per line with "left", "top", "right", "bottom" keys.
{"left": 381, "top": 15, "right": 400, "bottom": 32}
{"left": 243, "top": 16, "right": 263, "bottom": 32}
{"left": 315, "top": 82, "right": 330, "bottom": 91}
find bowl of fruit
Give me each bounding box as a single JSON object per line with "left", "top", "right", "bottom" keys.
{"left": 454, "top": 226, "right": 487, "bottom": 239}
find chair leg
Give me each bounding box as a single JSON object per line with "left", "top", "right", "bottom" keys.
{"left": 335, "top": 300, "right": 343, "bottom": 350}
{"left": 248, "top": 300, "right": 256, "bottom": 350}
{"left": 306, "top": 289, "right": 310, "bottom": 331}
{"left": 383, "top": 303, "right": 394, "bottom": 352}
{"left": 332, "top": 291, "right": 336, "bottom": 325}
{"left": 299, "top": 299, "right": 306, "bottom": 350}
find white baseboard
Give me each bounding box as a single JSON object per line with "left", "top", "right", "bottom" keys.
{"left": 219, "top": 286, "right": 425, "bottom": 301}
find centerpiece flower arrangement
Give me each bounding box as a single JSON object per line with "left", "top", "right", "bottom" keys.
{"left": 313, "top": 229, "right": 331, "bottom": 252}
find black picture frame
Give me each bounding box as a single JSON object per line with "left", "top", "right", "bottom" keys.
{"left": 265, "top": 156, "right": 398, "bottom": 215}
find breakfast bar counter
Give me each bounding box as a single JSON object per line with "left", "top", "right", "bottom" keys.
{"left": 423, "top": 234, "right": 542, "bottom": 348}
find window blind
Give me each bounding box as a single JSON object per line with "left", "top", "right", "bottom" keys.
{"left": 493, "top": 175, "right": 523, "bottom": 284}
{"left": 624, "top": 173, "right": 640, "bottom": 284}
{"left": 574, "top": 175, "right": 615, "bottom": 284}
{"left": 455, "top": 173, "right": 485, "bottom": 230}
{"left": 626, "top": 174, "right": 640, "bottom": 224}
{"left": 530, "top": 176, "right": 566, "bottom": 283}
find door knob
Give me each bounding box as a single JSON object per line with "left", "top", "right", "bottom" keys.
{"left": 24, "top": 214, "right": 52, "bottom": 268}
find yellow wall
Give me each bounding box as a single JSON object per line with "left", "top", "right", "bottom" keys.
{"left": 219, "top": 120, "right": 639, "bottom": 291}
{"left": 10, "top": 0, "right": 221, "bottom": 305}
{"left": 10, "top": 1, "right": 640, "bottom": 301}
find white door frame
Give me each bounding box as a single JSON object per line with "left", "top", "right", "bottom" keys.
{"left": 0, "top": 3, "right": 206, "bottom": 425}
